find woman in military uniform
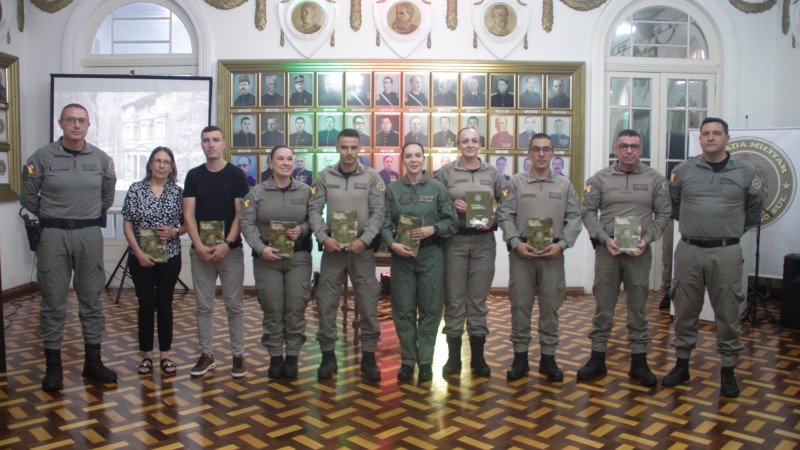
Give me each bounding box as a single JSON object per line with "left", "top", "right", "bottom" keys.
{"left": 381, "top": 142, "right": 458, "bottom": 382}
{"left": 240, "top": 145, "right": 313, "bottom": 379}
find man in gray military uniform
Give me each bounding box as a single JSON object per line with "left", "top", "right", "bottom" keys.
{"left": 663, "top": 117, "right": 764, "bottom": 398}
{"left": 579, "top": 129, "right": 670, "bottom": 387}
{"left": 497, "top": 133, "right": 582, "bottom": 382}
{"left": 309, "top": 129, "right": 386, "bottom": 381}
{"left": 21, "top": 103, "right": 118, "bottom": 391}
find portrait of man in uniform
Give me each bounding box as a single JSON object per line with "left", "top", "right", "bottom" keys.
{"left": 232, "top": 115, "right": 257, "bottom": 148}
{"left": 390, "top": 2, "right": 420, "bottom": 35}
{"left": 489, "top": 114, "right": 515, "bottom": 149}
{"left": 261, "top": 74, "right": 285, "bottom": 107}
{"left": 519, "top": 75, "right": 543, "bottom": 109}
{"left": 485, "top": 3, "right": 515, "bottom": 37}
{"left": 288, "top": 73, "right": 314, "bottom": 107}
{"left": 317, "top": 115, "right": 342, "bottom": 147}
{"left": 317, "top": 72, "right": 343, "bottom": 106}
{"left": 517, "top": 115, "right": 543, "bottom": 149}
{"left": 432, "top": 74, "right": 458, "bottom": 107}
{"left": 547, "top": 76, "right": 571, "bottom": 109}
{"left": 232, "top": 74, "right": 256, "bottom": 107}
{"left": 261, "top": 113, "right": 285, "bottom": 148}
{"left": 490, "top": 75, "right": 515, "bottom": 108}
{"left": 289, "top": 114, "right": 314, "bottom": 148}
{"left": 460, "top": 115, "right": 487, "bottom": 147}
{"left": 292, "top": 153, "right": 314, "bottom": 186}
{"left": 432, "top": 114, "right": 458, "bottom": 148}
{"left": 374, "top": 114, "right": 400, "bottom": 148}
{"left": 375, "top": 73, "right": 401, "bottom": 106}
{"left": 293, "top": 1, "right": 323, "bottom": 34}
{"left": 404, "top": 73, "right": 429, "bottom": 107}
{"left": 346, "top": 72, "right": 371, "bottom": 107}
{"left": 235, "top": 154, "right": 257, "bottom": 187}
{"left": 461, "top": 74, "right": 487, "bottom": 107}
{"left": 347, "top": 113, "right": 372, "bottom": 147}
{"left": 403, "top": 114, "right": 429, "bottom": 147}
{"left": 547, "top": 116, "right": 571, "bottom": 149}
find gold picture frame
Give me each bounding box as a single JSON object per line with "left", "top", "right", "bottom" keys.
{"left": 0, "top": 51, "right": 20, "bottom": 202}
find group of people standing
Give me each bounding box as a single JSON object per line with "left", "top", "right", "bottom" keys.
{"left": 22, "top": 104, "right": 762, "bottom": 400}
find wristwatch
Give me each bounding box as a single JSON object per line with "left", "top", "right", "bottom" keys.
{"left": 224, "top": 239, "right": 236, "bottom": 249}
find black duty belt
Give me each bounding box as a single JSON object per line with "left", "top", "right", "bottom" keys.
{"left": 457, "top": 226, "right": 495, "bottom": 236}
{"left": 40, "top": 217, "right": 103, "bottom": 229}
{"left": 681, "top": 236, "right": 740, "bottom": 248}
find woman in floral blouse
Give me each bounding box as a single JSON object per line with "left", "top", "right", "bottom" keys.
{"left": 122, "top": 147, "right": 185, "bottom": 375}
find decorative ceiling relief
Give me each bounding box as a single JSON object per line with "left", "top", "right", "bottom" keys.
{"left": 373, "top": 0, "right": 433, "bottom": 58}
{"left": 278, "top": 0, "right": 337, "bottom": 57}
{"left": 471, "top": 0, "right": 530, "bottom": 59}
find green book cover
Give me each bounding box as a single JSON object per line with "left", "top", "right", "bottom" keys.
{"left": 139, "top": 227, "right": 167, "bottom": 263}
{"left": 269, "top": 221, "right": 296, "bottom": 259}
{"left": 396, "top": 214, "right": 423, "bottom": 256}
{"left": 614, "top": 216, "right": 642, "bottom": 253}
{"left": 331, "top": 210, "right": 358, "bottom": 246}
{"left": 465, "top": 191, "right": 493, "bottom": 228}
{"left": 526, "top": 218, "right": 553, "bottom": 254}
{"left": 199, "top": 220, "right": 225, "bottom": 247}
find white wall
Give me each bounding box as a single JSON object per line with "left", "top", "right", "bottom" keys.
{"left": 1, "top": 0, "right": 795, "bottom": 293}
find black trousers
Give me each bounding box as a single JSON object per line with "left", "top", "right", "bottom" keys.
{"left": 128, "top": 252, "right": 182, "bottom": 352}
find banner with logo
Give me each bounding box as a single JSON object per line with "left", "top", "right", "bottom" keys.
{"left": 689, "top": 128, "right": 799, "bottom": 278}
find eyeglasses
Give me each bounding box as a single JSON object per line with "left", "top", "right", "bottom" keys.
{"left": 618, "top": 143, "right": 641, "bottom": 150}
{"left": 62, "top": 117, "right": 88, "bottom": 125}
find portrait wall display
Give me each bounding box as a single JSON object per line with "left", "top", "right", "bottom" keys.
{"left": 489, "top": 155, "right": 513, "bottom": 181}
{"left": 217, "top": 60, "right": 585, "bottom": 191}
{"left": 233, "top": 154, "right": 258, "bottom": 187}
{"left": 292, "top": 152, "right": 315, "bottom": 186}
{"left": 551, "top": 155, "right": 570, "bottom": 179}
{"left": 374, "top": 152, "right": 401, "bottom": 185}
{"left": 0, "top": 52, "right": 21, "bottom": 201}
{"left": 0, "top": 109, "right": 7, "bottom": 144}
{"left": 516, "top": 155, "right": 531, "bottom": 175}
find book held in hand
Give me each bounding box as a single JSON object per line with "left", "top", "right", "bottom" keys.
{"left": 396, "top": 214, "right": 423, "bottom": 256}
{"left": 331, "top": 210, "right": 358, "bottom": 246}
{"left": 199, "top": 220, "right": 224, "bottom": 247}
{"left": 139, "top": 227, "right": 167, "bottom": 263}
{"left": 614, "top": 216, "right": 642, "bottom": 253}
{"left": 465, "top": 191, "right": 493, "bottom": 228}
{"left": 526, "top": 218, "right": 553, "bottom": 254}
{"left": 269, "top": 221, "right": 296, "bottom": 259}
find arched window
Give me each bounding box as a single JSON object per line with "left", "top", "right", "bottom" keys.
{"left": 609, "top": 6, "right": 709, "bottom": 59}
{"left": 92, "top": 2, "right": 192, "bottom": 55}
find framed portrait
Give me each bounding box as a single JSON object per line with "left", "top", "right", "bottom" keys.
{"left": 261, "top": 112, "right": 286, "bottom": 148}
{"left": 403, "top": 112, "right": 429, "bottom": 147}
{"left": 260, "top": 73, "right": 286, "bottom": 107}
{"left": 231, "top": 73, "right": 257, "bottom": 107}
{"left": 233, "top": 154, "right": 258, "bottom": 187}
{"left": 432, "top": 152, "right": 457, "bottom": 174}
{"left": 231, "top": 114, "right": 257, "bottom": 148}
{"left": 489, "top": 73, "right": 515, "bottom": 109}
{"left": 546, "top": 116, "right": 571, "bottom": 150}
{"left": 0, "top": 67, "right": 7, "bottom": 104}
{"left": 550, "top": 155, "right": 570, "bottom": 179}
{"left": 431, "top": 113, "right": 458, "bottom": 148}
{"left": 346, "top": 72, "right": 372, "bottom": 107}
{"left": 316, "top": 152, "right": 340, "bottom": 174}
{"left": 489, "top": 155, "right": 513, "bottom": 181}
{"left": 385, "top": 1, "right": 423, "bottom": 36}
{"left": 346, "top": 112, "right": 372, "bottom": 147}
{"left": 482, "top": 1, "right": 518, "bottom": 38}
{"left": 546, "top": 75, "right": 572, "bottom": 109}
{"left": 488, "top": 114, "right": 515, "bottom": 149}
{"left": 460, "top": 73, "right": 487, "bottom": 108}
{"left": 288, "top": 72, "right": 314, "bottom": 107}
{"left": 0, "top": 109, "right": 7, "bottom": 143}
{"left": 374, "top": 72, "right": 401, "bottom": 107}
{"left": 518, "top": 74, "right": 543, "bottom": 109}
{"left": 432, "top": 72, "right": 459, "bottom": 107}
{"left": 317, "top": 72, "right": 343, "bottom": 107}
{"left": 259, "top": 154, "right": 272, "bottom": 181}
{"left": 374, "top": 152, "right": 401, "bottom": 185}
{"left": 292, "top": 152, "right": 315, "bottom": 186}
{"left": 358, "top": 153, "right": 372, "bottom": 168}
{"left": 0, "top": 152, "right": 9, "bottom": 185}
{"left": 317, "top": 113, "right": 343, "bottom": 147}
{"left": 374, "top": 112, "right": 401, "bottom": 148}
{"left": 516, "top": 114, "right": 543, "bottom": 149}
{"left": 288, "top": 113, "right": 314, "bottom": 148}
{"left": 403, "top": 72, "right": 430, "bottom": 107}
{"left": 516, "top": 155, "right": 531, "bottom": 175}
{"left": 460, "top": 113, "right": 487, "bottom": 147}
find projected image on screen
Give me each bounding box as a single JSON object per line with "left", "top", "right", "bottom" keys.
{"left": 51, "top": 75, "right": 212, "bottom": 200}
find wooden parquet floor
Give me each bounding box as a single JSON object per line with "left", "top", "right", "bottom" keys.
{"left": 1, "top": 289, "right": 799, "bottom": 449}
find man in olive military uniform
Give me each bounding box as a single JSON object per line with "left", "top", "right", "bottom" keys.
{"left": 579, "top": 129, "right": 670, "bottom": 387}
{"left": 663, "top": 117, "right": 764, "bottom": 398}
{"left": 21, "top": 103, "right": 118, "bottom": 391}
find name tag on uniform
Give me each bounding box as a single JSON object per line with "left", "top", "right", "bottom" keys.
{"left": 549, "top": 192, "right": 562, "bottom": 199}
{"left": 327, "top": 184, "right": 341, "bottom": 190}
{"left": 633, "top": 184, "right": 648, "bottom": 190}
{"left": 82, "top": 164, "right": 97, "bottom": 171}
{"left": 521, "top": 193, "right": 536, "bottom": 198}
{"left": 418, "top": 195, "right": 434, "bottom": 203}
{"left": 453, "top": 178, "right": 470, "bottom": 184}
{"left": 49, "top": 164, "right": 69, "bottom": 171}
{"left": 291, "top": 198, "right": 305, "bottom": 205}
{"left": 354, "top": 183, "right": 368, "bottom": 190}
{"left": 480, "top": 179, "right": 494, "bottom": 186}
{"left": 686, "top": 178, "right": 705, "bottom": 185}
{"left": 720, "top": 178, "right": 736, "bottom": 185}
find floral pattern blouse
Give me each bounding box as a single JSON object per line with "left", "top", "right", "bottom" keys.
{"left": 122, "top": 180, "right": 184, "bottom": 259}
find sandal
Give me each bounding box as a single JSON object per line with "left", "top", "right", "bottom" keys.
{"left": 160, "top": 358, "right": 177, "bottom": 375}
{"left": 138, "top": 357, "right": 153, "bottom": 375}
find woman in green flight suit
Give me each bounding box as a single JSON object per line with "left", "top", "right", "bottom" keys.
{"left": 381, "top": 142, "right": 458, "bottom": 382}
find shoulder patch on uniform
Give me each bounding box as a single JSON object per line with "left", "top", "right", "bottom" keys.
{"left": 377, "top": 181, "right": 386, "bottom": 192}
{"left": 242, "top": 197, "right": 252, "bottom": 208}
{"left": 25, "top": 162, "right": 37, "bottom": 174}
{"left": 670, "top": 172, "right": 677, "bottom": 182}
{"left": 502, "top": 187, "right": 509, "bottom": 198}
{"left": 662, "top": 181, "right": 669, "bottom": 191}
{"left": 108, "top": 161, "right": 115, "bottom": 171}
{"left": 585, "top": 183, "right": 594, "bottom": 193}
{"left": 752, "top": 178, "right": 763, "bottom": 190}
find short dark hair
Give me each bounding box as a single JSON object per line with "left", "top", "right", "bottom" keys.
{"left": 201, "top": 125, "right": 223, "bottom": 137}
{"left": 144, "top": 146, "right": 178, "bottom": 183}
{"left": 60, "top": 103, "right": 88, "bottom": 120}
{"left": 616, "top": 129, "right": 641, "bottom": 140}
{"left": 701, "top": 117, "right": 729, "bottom": 135}
{"left": 338, "top": 128, "right": 360, "bottom": 140}
{"left": 402, "top": 141, "right": 425, "bottom": 156}
{"left": 528, "top": 133, "right": 553, "bottom": 150}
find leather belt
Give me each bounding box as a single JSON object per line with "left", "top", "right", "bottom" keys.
{"left": 681, "top": 236, "right": 740, "bottom": 248}
{"left": 40, "top": 217, "right": 102, "bottom": 229}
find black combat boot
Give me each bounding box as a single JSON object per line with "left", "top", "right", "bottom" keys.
{"left": 42, "top": 348, "right": 64, "bottom": 392}
{"left": 442, "top": 337, "right": 462, "bottom": 376}
{"left": 661, "top": 357, "right": 690, "bottom": 387}
{"left": 81, "top": 343, "right": 118, "bottom": 384}
{"left": 282, "top": 355, "right": 298, "bottom": 379}
{"left": 628, "top": 353, "right": 657, "bottom": 386}
{"left": 659, "top": 292, "right": 671, "bottom": 309}
{"left": 577, "top": 350, "right": 607, "bottom": 381}
{"left": 506, "top": 352, "right": 529, "bottom": 381}
{"left": 360, "top": 351, "right": 381, "bottom": 381}
{"left": 720, "top": 366, "right": 740, "bottom": 398}
{"left": 317, "top": 351, "right": 338, "bottom": 380}
{"left": 268, "top": 356, "right": 284, "bottom": 379}
{"left": 418, "top": 364, "right": 433, "bottom": 382}
{"left": 539, "top": 354, "right": 564, "bottom": 382}
{"left": 469, "top": 335, "right": 491, "bottom": 377}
